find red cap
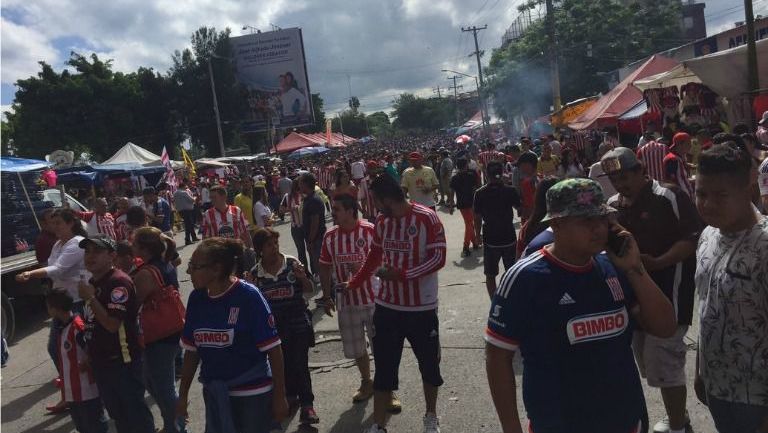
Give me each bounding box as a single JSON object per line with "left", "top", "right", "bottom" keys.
{"left": 367, "top": 160, "right": 379, "bottom": 170}
{"left": 408, "top": 151, "right": 422, "bottom": 160}
{"left": 671, "top": 132, "right": 691, "bottom": 148}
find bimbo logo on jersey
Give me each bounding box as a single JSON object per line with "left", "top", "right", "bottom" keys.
{"left": 566, "top": 307, "right": 628, "bottom": 344}
{"left": 194, "top": 328, "right": 235, "bottom": 348}
{"left": 383, "top": 239, "right": 412, "bottom": 251}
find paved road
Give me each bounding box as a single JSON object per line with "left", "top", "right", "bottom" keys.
{"left": 1, "top": 206, "right": 717, "bottom": 432}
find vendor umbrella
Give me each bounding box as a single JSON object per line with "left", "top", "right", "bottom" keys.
{"left": 455, "top": 135, "right": 472, "bottom": 144}
{"left": 287, "top": 146, "right": 330, "bottom": 160}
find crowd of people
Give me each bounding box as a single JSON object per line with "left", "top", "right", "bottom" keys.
{"left": 10, "top": 110, "right": 768, "bottom": 433}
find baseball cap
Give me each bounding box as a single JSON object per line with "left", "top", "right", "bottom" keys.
{"left": 599, "top": 147, "right": 641, "bottom": 176}
{"left": 541, "top": 178, "right": 616, "bottom": 222}
{"left": 515, "top": 151, "right": 538, "bottom": 167}
{"left": 79, "top": 235, "right": 117, "bottom": 252}
{"left": 671, "top": 132, "right": 691, "bottom": 148}
{"left": 408, "top": 151, "right": 423, "bottom": 161}
{"left": 759, "top": 110, "right": 768, "bottom": 126}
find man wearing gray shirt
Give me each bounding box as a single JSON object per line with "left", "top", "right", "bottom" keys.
{"left": 277, "top": 169, "right": 293, "bottom": 221}
{"left": 173, "top": 180, "right": 198, "bottom": 245}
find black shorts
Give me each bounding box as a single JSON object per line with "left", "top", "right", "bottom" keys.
{"left": 372, "top": 305, "right": 443, "bottom": 391}
{"left": 484, "top": 244, "right": 516, "bottom": 277}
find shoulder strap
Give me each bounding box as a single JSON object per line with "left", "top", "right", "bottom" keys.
{"left": 139, "top": 263, "right": 166, "bottom": 289}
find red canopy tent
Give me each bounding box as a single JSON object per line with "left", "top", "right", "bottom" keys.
{"left": 568, "top": 55, "right": 679, "bottom": 131}
{"left": 273, "top": 132, "right": 355, "bottom": 153}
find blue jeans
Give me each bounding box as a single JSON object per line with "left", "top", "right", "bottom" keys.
{"left": 92, "top": 360, "right": 155, "bottom": 433}
{"left": 69, "top": 398, "right": 109, "bottom": 433}
{"left": 48, "top": 301, "right": 84, "bottom": 375}
{"left": 203, "top": 390, "right": 273, "bottom": 433}
{"left": 144, "top": 340, "right": 182, "bottom": 433}
{"left": 708, "top": 395, "right": 768, "bottom": 433}
{"left": 290, "top": 226, "right": 308, "bottom": 272}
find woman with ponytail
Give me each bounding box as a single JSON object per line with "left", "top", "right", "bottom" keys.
{"left": 132, "top": 226, "right": 183, "bottom": 433}
{"left": 247, "top": 228, "right": 319, "bottom": 425}
{"left": 176, "top": 237, "right": 288, "bottom": 433}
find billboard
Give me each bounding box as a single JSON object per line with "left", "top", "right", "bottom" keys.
{"left": 231, "top": 28, "right": 314, "bottom": 133}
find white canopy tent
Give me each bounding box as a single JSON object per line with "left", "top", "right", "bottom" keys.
{"left": 633, "top": 64, "right": 702, "bottom": 92}
{"left": 684, "top": 38, "right": 768, "bottom": 99}
{"left": 101, "top": 142, "right": 184, "bottom": 169}
{"left": 631, "top": 39, "right": 768, "bottom": 125}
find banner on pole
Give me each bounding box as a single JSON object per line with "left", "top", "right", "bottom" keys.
{"left": 180, "top": 147, "right": 197, "bottom": 178}
{"left": 231, "top": 28, "right": 314, "bottom": 133}
{"left": 326, "top": 119, "right": 333, "bottom": 145}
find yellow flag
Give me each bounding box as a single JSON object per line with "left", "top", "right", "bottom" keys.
{"left": 181, "top": 147, "right": 197, "bottom": 178}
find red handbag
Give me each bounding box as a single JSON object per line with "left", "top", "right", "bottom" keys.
{"left": 139, "top": 265, "right": 185, "bottom": 344}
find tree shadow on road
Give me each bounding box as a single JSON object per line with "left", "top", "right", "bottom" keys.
{"left": 327, "top": 400, "right": 372, "bottom": 433}
{"left": 1, "top": 382, "right": 58, "bottom": 423}
{"left": 19, "top": 414, "right": 74, "bottom": 433}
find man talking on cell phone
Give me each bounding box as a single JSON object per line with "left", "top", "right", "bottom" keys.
{"left": 485, "top": 178, "right": 677, "bottom": 433}
{"left": 602, "top": 147, "right": 702, "bottom": 433}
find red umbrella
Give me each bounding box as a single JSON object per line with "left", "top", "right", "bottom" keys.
{"left": 455, "top": 134, "right": 472, "bottom": 144}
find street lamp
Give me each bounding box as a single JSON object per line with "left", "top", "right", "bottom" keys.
{"left": 242, "top": 25, "right": 261, "bottom": 34}
{"left": 442, "top": 69, "right": 489, "bottom": 132}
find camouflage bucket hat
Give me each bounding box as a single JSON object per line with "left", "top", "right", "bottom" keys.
{"left": 541, "top": 178, "right": 616, "bottom": 222}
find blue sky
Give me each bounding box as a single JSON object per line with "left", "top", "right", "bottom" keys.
{"left": 1, "top": 0, "right": 765, "bottom": 115}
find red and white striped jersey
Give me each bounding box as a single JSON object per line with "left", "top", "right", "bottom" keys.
{"left": 77, "top": 211, "right": 117, "bottom": 240}
{"left": 58, "top": 315, "right": 99, "bottom": 402}
{"left": 319, "top": 220, "right": 377, "bottom": 307}
{"left": 350, "top": 204, "right": 447, "bottom": 312}
{"left": 114, "top": 214, "right": 128, "bottom": 241}
{"left": 318, "top": 165, "right": 335, "bottom": 190}
{"left": 636, "top": 141, "right": 668, "bottom": 182}
{"left": 202, "top": 205, "right": 249, "bottom": 239}
{"left": 478, "top": 150, "right": 503, "bottom": 167}
{"left": 663, "top": 152, "right": 695, "bottom": 198}
{"left": 282, "top": 193, "right": 303, "bottom": 228}
{"left": 357, "top": 177, "right": 377, "bottom": 219}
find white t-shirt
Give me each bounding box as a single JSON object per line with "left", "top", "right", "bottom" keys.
{"left": 201, "top": 187, "right": 211, "bottom": 204}
{"left": 350, "top": 161, "right": 366, "bottom": 180}
{"left": 253, "top": 201, "right": 272, "bottom": 229}
{"left": 280, "top": 87, "right": 305, "bottom": 117}
{"left": 43, "top": 236, "right": 90, "bottom": 301}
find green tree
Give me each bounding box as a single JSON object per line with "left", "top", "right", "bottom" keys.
{"left": 5, "top": 53, "right": 181, "bottom": 160}
{"left": 391, "top": 93, "right": 474, "bottom": 131}
{"left": 332, "top": 110, "right": 368, "bottom": 138}
{"left": 298, "top": 93, "right": 326, "bottom": 133}
{"left": 485, "top": 0, "right": 683, "bottom": 120}
{"left": 170, "top": 26, "right": 248, "bottom": 157}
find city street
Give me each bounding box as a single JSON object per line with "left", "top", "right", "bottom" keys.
{"left": 1, "top": 207, "right": 717, "bottom": 433}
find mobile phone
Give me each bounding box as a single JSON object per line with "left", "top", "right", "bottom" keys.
{"left": 607, "top": 231, "right": 629, "bottom": 257}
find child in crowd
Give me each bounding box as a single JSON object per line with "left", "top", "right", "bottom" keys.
{"left": 45, "top": 290, "right": 108, "bottom": 433}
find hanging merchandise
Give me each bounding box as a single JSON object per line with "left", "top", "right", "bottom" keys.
{"left": 699, "top": 85, "right": 718, "bottom": 118}
{"left": 680, "top": 82, "right": 703, "bottom": 111}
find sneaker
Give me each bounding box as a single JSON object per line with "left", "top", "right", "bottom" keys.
{"left": 353, "top": 379, "right": 374, "bottom": 402}
{"left": 461, "top": 248, "right": 471, "bottom": 258}
{"left": 652, "top": 412, "right": 693, "bottom": 433}
{"left": 386, "top": 392, "right": 402, "bottom": 414}
{"left": 300, "top": 406, "right": 320, "bottom": 424}
{"left": 423, "top": 413, "right": 440, "bottom": 433}
{"left": 364, "top": 425, "right": 387, "bottom": 433}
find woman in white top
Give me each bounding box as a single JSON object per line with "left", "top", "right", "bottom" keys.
{"left": 556, "top": 148, "right": 585, "bottom": 179}
{"left": 253, "top": 186, "right": 273, "bottom": 229}
{"left": 15, "top": 208, "right": 88, "bottom": 413}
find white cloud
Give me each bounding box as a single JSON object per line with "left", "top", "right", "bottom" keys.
{"left": 0, "top": 0, "right": 746, "bottom": 113}
{"left": 0, "top": 17, "right": 60, "bottom": 83}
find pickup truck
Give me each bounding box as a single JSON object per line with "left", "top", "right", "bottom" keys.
{"left": 1, "top": 188, "right": 88, "bottom": 341}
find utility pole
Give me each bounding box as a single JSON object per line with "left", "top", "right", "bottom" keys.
{"left": 433, "top": 86, "right": 443, "bottom": 98}
{"left": 462, "top": 25, "right": 490, "bottom": 131}
{"left": 207, "top": 59, "right": 226, "bottom": 157}
{"left": 744, "top": 0, "right": 760, "bottom": 124}
{"left": 447, "top": 76, "right": 463, "bottom": 127}
{"left": 544, "top": 0, "right": 562, "bottom": 111}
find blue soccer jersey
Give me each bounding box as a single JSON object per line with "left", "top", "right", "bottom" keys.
{"left": 485, "top": 248, "right": 645, "bottom": 433}
{"left": 181, "top": 279, "right": 280, "bottom": 396}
